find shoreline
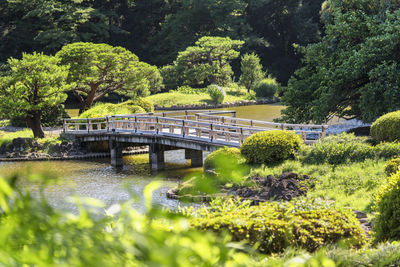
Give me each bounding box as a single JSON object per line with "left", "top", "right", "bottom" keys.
{"left": 0, "top": 148, "right": 149, "bottom": 162}
{"left": 154, "top": 98, "right": 280, "bottom": 111}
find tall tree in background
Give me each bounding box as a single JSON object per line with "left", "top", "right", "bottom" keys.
{"left": 148, "top": 0, "right": 250, "bottom": 66}
{"left": 281, "top": 0, "right": 400, "bottom": 124}
{"left": 0, "top": 0, "right": 118, "bottom": 61}
{"left": 239, "top": 53, "right": 265, "bottom": 92}
{"left": 0, "top": 53, "right": 71, "bottom": 137}
{"left": 246, "top": 0, "right": 323, "bottom": 83}
{"left": 56, "top": 42, "right": 162, "bottom": 112}
{"left": 173, "top": 37, "right": 244, "bottom": 87}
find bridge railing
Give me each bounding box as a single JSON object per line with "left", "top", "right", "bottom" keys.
{"left": 63, "top": 111, "right": 328, "bottom": 145}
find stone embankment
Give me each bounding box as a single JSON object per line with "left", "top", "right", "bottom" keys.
{"left": 154, "top": 98, "right": 279, "bottom": 111}
{"left": 0, "top": 137, "right": 148, "bottom": 162}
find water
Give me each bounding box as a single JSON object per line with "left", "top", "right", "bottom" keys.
{"left": 0, "top": 151, "right": 203, "bottom": 213}
{"left": 2, "top": 104, "right": 286, "bottom": 212}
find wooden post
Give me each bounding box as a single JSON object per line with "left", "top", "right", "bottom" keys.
{"left": 63, "top": 119, "right": 66, "bottom": 133}
{"left": 210, "top": 124, "right": 214, "bottom": 142}
{"left": 322, "top": 126, "right": 327, "bottom": 138}
{"left": 156, "top": 117, "right": 159, "bottom": 134}
{"left": 281, "top": 124, "right": 286, "bottom": 131}
{"left": 240, "top": 128, "right": 244, "bottom": 145}
{"left": 134, "top": 116, "right": 138, "bottom": 133}
{"left": 182, "top": 120, "right": 186, "bottom": 137}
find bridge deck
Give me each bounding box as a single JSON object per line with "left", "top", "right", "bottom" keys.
{"left": 63, "top": 110, "right": 328, "bottom": 147}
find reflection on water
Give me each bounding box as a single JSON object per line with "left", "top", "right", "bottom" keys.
{"left": 0, "top": 150, "right": 203, "bottom": 213}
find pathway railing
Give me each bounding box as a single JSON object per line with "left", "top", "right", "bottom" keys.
{"left": 63, "top": 111, "right": 328, "bottom": 146}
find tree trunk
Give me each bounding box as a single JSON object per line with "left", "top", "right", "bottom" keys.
{"left": 79, "top": 84, "right": 97, "bottom": 114}
{"left": 25, "top": 111, "right": 45, "bottom": 138}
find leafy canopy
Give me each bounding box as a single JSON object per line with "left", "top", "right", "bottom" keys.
{"left": 56, "top": 42, "right": 162, "bottom": 111}
{"left": 173, "top": 36, "right": 244, "bottom": 87}
{"left": 239, "top": 53, "right": 265, "bottom": 92}
{"left": 0, "top": 52, "right": 71, "bottom": 137}
{"left": 281, "top": 0, "right": 400, "bottom": 123}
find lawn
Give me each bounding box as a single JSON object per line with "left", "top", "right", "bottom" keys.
{"left": 145, "top": 88, "right": 249, "bottom": 107}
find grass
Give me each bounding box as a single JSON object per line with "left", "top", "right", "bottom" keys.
{"left": 145, "top": 88, "right": 248, "bottom": 107}
{"left": 0, "top": 129, "right": 34, "bottom": 146}
{"left": 249, "top": 159, "right": 387, "bottom": 213}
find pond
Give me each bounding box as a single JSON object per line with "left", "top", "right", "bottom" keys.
{"left": 3, "top": 104, "right": 284, "bottom": 212}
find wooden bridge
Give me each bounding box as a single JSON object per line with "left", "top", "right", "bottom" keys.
{"left": 62, "top": 110, "right": 328, "bottom": 171}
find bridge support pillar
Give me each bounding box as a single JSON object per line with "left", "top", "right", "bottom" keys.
{"left": 185, "top": 149, "right": 203, "bottom": 168}
{"left": 109, "top": 140, "right": 123, "bottom": 167}
{"left": 149, "top": 144, "right": 165, "bottom": 172}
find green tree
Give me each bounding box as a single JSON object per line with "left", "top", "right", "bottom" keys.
{"left": 239, "top": 53, "right": 265, "bottom": 92}
{"left": 148, "top": 0, "right": 249, "bottom": 66}
{"left": 281, "top": 0, "right": 400, "bottom": 124}
{"left": 174, "top": 36, "right": 244, "bottom": 87}
{"left": 56, "top": 42, "right": 162, "bottom": 112}
{"left": 0, "top": 53, "right": 71, "bottom": 138}
{"left": 0, "top": 0, "right": 115, "bottom": 61}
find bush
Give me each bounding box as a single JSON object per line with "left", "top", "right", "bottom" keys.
{"left": 385, "top": 157, "right": 400, "bottom": 176}
{"left": 80, "top": 102, "right": 145, "bottom": 118}
{"left": 190, "top": 198, "right": 366, "bottom": 253}
{"left": 371, "top": 110, "right": 400, "bottom": 142}
{"left": 375, "top": 171, "right": 400, "bottom": 242}
{"left": 208, "top": 84, "right": 225, "bottom": 104}
{"left": 241, "top": 130, "right": 303, "bottom": 164}
{"left": 253, "top": 77, "right": 279, "bottom": 98}
{"left": 124, "top": 98, "right": 154, "bottom": 113}
{"left": 303, "top": 133, "right": 400, "bottom": 165}
{"left": 204, "top": 147, "right": 244, "bottom": 172}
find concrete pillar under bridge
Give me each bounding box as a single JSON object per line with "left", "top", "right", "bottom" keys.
{"left": 185, "top": 149, "right": 203, "bottom": 168}
{"left": 149, "top": 144, "right": 165, "bottom": 172}
{"left": 109, "top": 140, "right": 123, "bottom": 168}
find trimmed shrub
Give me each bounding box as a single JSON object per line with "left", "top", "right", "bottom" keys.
{"left": 204, "top": 147, "right": 244, "bottom": 172}
{"left": 124, "top": 98, "right": 154, "bottom": 113}
{"left": 80, "top": 102, "right": 145, "bottom": 118}
{"left": 371, "top": 110, "right": 400, "bottom": 142}
{"left": 253, "top": 77, "right": 279, "bottom": 98}
{"left": 375, "top": 171, "right": 400, "bottom": 242}
{"left": 241, "top": 130, "right": 303, "bottom": 164}
{"left": 208, "top": 84, "right": 225, "bottom": 104}
{"left": 190, "top": 198, "right": 366, "bottom": 253}
{"left": 385, "top": 157, "right": 400, "bottom": 176}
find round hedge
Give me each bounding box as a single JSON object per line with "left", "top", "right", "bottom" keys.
{"left": 125, "top": 98, "right": 154, "bottom": 113}
{"left": 375, "top": 171, "right": 400, "bottom": 242}
{"left": 385, "top": 157, "right": 400, "bottom": 176}
{"left": 241, "top": 130, "right": 303, "bottom": 164}
{"left": 80, "top": 103, "right": 145, "bottom": 118}
{"left": 371, "top": 110, "right": 400, "bottom": 142}
{"left": 204, "top": 147, "right": 243, "bottom": 172}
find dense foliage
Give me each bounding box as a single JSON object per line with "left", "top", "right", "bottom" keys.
{"left": 371, "top": 110, "right": 400, "bottom": 143}
{"left": 241, "top": 130, "right": 303, "bottom": 164}
{"left": 190, "top": 198, "right": 366, "bottom": 253}
{"left": 239, "top": 53, "right": 265, "bottom": 92}
{"left": 56, "top": 42, "right": 162, "bottom": 112}
{"left": 0, "top": 0, "right": 324, "bottom": 85}
{"left": 281, "top": 0, "right": 400, "bottom": 123}
{"left": 253, "top": 78, "right": 279, "bottom": 99}
{"left": 204, "top": 147, "right": 244, "bottom": 173}
{"left": 207, "top": 85, "right": 225, "bottom": 104}
{"left": 375, "top": 170, "right": 400, "bottom": 242}
{"left": 79, "top": 102, "right": 146, "bottom": 119}
{"left": 172, "top": 37, "right": 244, "bottom": 87}
{"left": 0, "top": 53, "right": 72, "bottom": 137}
{"left": 385, "top": 157, "right": 400, "bottom": 176}
{"left": 304, "top": 133, "right": 400, "bottom": 165}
